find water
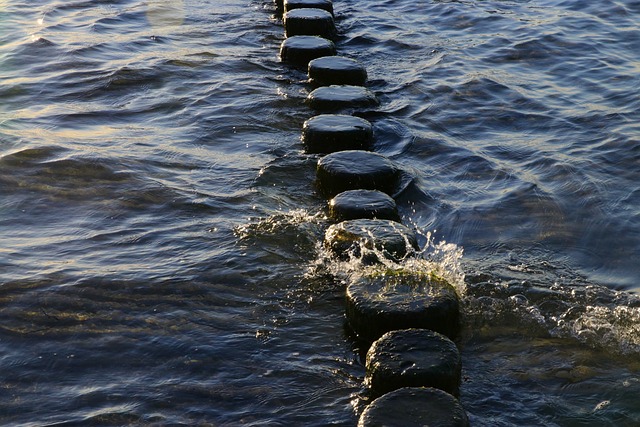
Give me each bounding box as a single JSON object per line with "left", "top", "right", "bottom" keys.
{"left": 0, "top": 0, "right": 639, "bottom": 425}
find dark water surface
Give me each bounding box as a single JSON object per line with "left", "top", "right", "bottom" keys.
{"left": 1, "top": 0, "right": 639, "bottom": 425}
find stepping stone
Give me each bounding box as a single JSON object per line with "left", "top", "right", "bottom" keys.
{"left": 284, "top": 8, "right": 336, "bottom": 39}
{"left": 316, "top": 150, "right": 398, "bottom": 197}
{"left": 280, "top": 36, "right": 337, "bottom": 67}
{"left": 358, "top": 387, "right": 469, "bottom": 427}
{"left": 309, "top": 56, "right": 367, "bottom": 86}
{"left": 302, "top": 114, "right": 373, "bottom": 154}
{"left": 307, "top": 85, "right": 378, "bottom": 111}
{"left": 284, "top": 0, "right": 334, "bottom": 15}
{"left": 366, "top": 329, "right": 462, "bottom": 398}
{"left": 345, "top": 269, "right": 461, "bottom": 343}
{"left": 329, "top": 190, "right": 399, "bottom": 222}
{"left": 323, "top": 219, "right": 418, "bottom": 263}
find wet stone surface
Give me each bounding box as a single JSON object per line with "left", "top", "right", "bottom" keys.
{"left": 358, "top": 387, "right": 469, "bottom": 427}
{"left": 365, "top": 328, "right": 462, "bottom": 398}
{"left": 307, "top": 85, "right": 378, "bottom": 111}
{"left": 323, "top": 219, "right": 418, "bottom": 263}
{"left": 284, "top": 0, "right": 334, "bottom": 15}
{"left": 329, "top": 189, "right": 399, "bottom": 222}
{"left": 302, "top": 114, "right": 373, "bottom": 154}
{"left": 345, "top": 270, "right": 461, "bottom": 344}
{"left": 284, "top": 8, "right": 336, "bottom": 39}
{"left": 316, "top": 150, "right": 399, "bottom": 197}
{"left": 280, "top": 36, "right": 337, "bottom": 67}
{"left": 309, "top": 56, "right": 368, "bottom": 86}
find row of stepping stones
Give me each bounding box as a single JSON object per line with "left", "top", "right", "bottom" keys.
{"left": 272, "top": 0, "right": 469, "bottom": 425}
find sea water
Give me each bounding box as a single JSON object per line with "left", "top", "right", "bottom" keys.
{"left": 1, "top": 0, "right": 639, "bottom": 425}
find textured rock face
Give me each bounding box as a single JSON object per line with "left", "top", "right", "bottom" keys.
{"left": 365, "top": 328, "right": 462, "bottom": 397}
{"left": 358, "top": 387, "right": 470, "bottom": 427}
{"left": 345, "top": 270, "right": 461, "bottom": 343}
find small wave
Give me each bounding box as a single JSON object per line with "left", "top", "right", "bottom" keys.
{"left": 464, "top": 268, "right": 640, "bottom": 356}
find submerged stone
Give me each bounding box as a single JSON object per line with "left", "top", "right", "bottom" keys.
{"left": 329, "top": 190, "right": 399, "bottom": 222}
{"left": 316, "top": 150, "right": 399, "bottom": 197}
{"left": 323, "top": 219, "right": 418, "bottom": 263}
{"left": 284, "top": 8, "right": 336, "bottom": 39}
{"left": 309, "top": 56, "right": 368, "bottom": 86}
{"left": 358, "top": 387, "right": 469, "bottom": 427}
{"left": 345, "top": 269, "right": 461, "bottom": 343}
{"left": 366, "top": 328, "right": 462, "bottom": 397}
{"left": 280, "top": 36, "right": 337, "bottom": 67}
{"left": 307, "top": 85, "right": 378, "bottom": 111}
{"left": 302, "top": 114, "right": 373, "bottom": 154}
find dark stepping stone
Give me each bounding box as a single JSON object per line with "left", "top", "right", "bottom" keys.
{"left": 284, "top": 8, "right": 336, "bottom": 39}
{"left": 346, "top": 269, "right": 461, "bottom": 344}
{"left": 316, "top": 150, "right": 398, "bottom": 197}
{"left": 309, "top": 56, "right": 367, "bottom": 86}
{"left": 366, "top": 329, "right": 462, "bottom": 398}
{"left": 358, "top": 387, "right": 469, "bottom": 427}
{"left": 323, "top": 219, "right": 418, "bottom": 263}
{"left": 284, "top": 0, "right": 334, "bottom": 15}
{"left": 302, "top": 114, "right": 373, "bottom": 154}
{"left": 307, "top": 85, "right": 378, "bottom": 111}
{"left": 280, "top": 36, "right": 337, "bottom": 67}
{"left": 329, "top": 190, "right": 399, "bottom": 222}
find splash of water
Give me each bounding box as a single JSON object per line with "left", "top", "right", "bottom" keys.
{"left": 310, "top": 223, "right": 466, "bottom": 297}
{"left": 464, "top": 271, "right": 640, "bottom": 356}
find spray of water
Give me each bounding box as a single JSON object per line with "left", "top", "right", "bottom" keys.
{"left": 238, "top": 210, "right": 640, "bottom": 356}
{"left": 309, "top": 222, "right": 466, "bottom": 298}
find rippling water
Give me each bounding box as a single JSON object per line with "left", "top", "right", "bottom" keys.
{"left": 1, "top": 0, "right": 639, "bottom": 425}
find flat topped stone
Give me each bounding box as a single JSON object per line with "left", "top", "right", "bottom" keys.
{"left": 323, "top": 219, "right": 418, "bottom": 263}
{"left": 329, "top": 189, "right": 399, "bottom": 222}
{"left": 284, "top": 0, "right": 334, "bottom": 15}
{"left": 309, "top": 56, "right": 368, "bottom": 86}
{"left": 358, "top": 387, "right": 469, "bottom": 427}
{"left": 280, "top": 36, "right": 337, "bottom": 67}
{"left": 345, "top": 269, "right": 461, "bottom": 343}
{"left": 366, "top": 329, "right": 462, "bottom": 398}
{"left": 307, "top": 85, "right": 378, "bottom": 111}
{"left": 316, "top": 150, "right": 399, "bottom": 197}
{"left": 302, "top": 114, "right": 373, "bottom": 154}
{"left": 284, "top": 8, "right": 336, "bottom": 39}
